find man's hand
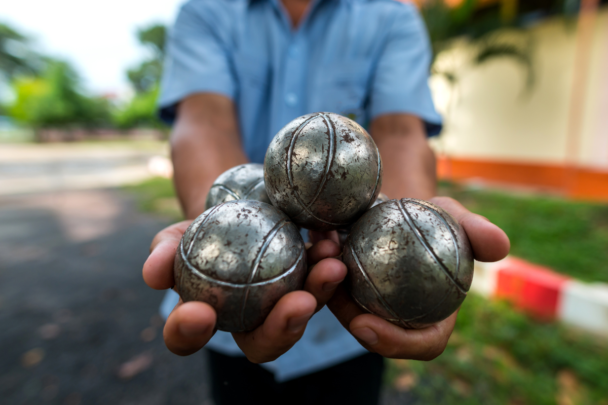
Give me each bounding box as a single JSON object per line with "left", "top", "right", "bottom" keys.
{"left": 142, "top": 221, "right": 347, "bottom": 363}
{"left": 326, "top": 196, "right": 510, "bottom": 360}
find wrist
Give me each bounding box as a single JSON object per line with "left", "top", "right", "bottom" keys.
{"left": 181, "top": 194, "right": 208, "bottom": 220}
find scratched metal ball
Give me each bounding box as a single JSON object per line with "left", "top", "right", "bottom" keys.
{"left": 205, "top": 164, "right": 270, "bottom": 210}
{"left": 343, "top": 198, "right": 474, "bottom": 329}
{"left": 337, "top": 192, "right": 390, "bottom": 246}
{"left": 174, "top": 200, "right": 308, "bottom": 332}
{"left": 264, "top": 112, "right": 382, "bottom": 232}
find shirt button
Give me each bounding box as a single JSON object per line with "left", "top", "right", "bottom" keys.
{"left": 285, "top": 93, "right": 298, "bottom": 106}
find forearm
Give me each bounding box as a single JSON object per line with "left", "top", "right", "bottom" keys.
{"left": 370, "top": 114, "right": 436, "bottom": 200}
{"left": 171, "top": 94, "right": 248, "bottom": 219}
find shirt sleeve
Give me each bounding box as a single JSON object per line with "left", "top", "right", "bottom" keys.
{"left": 369, "top": 3, "right": 442, "bottom": 136}
{"left": 157, "top": 1, "right": 236, "bottom": 124}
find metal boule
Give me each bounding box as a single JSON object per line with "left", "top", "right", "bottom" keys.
{"left": 174, "top": 200, "right": 308, "bottom": 332}
{"left": 343, "top": 198, "right": 474, "bottom": 329}
{"left": 337, "top": 192, "right": 390, "bottom": 246}
{"left": 205, "top": 164, "right": 271, "bottom": 210}
{"left": 264, "top": 112, "right": 382, "bottom": 232}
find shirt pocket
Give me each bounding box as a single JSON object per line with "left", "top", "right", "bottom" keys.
{"left": 312, "top": 59, "right": 373, "bottom": 126}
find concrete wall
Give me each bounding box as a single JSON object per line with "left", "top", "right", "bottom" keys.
{"left": 429, "top": 7, "right": 608, "bottom": 170}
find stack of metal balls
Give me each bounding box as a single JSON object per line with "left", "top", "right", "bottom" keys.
{"left": 174, "top": 112, "right": 473, "bottom": 333}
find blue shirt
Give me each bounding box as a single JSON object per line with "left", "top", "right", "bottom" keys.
{"left": 159, "top": 0, "right": 442, "bottom": 382}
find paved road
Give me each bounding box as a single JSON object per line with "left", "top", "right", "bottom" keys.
{"left": 0, "top": 189, "right": 213, "bottom": 405}
{"left": 0, "top": 142, "right": 169, "bottom": 196}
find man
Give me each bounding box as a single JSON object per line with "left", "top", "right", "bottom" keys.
{"left": 143, "top": 0, "right": 510, "bottom": 403}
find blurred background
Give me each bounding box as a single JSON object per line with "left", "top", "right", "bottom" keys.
{"left": 0, "top": 0, "right": 607, "bottom": 404}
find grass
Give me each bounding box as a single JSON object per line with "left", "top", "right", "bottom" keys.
{"left": 126, "top": 177, "right": 608, "bottom": 404}
{"left": 385, "top": 293, "right": 608, "bottom": 404}
{"left": 438, "top": 181, "right": 608, "bottom": 283}
{"left": 124, "top": 177, "right": 183, "bottom": 221}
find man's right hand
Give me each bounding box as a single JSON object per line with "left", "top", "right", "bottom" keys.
{"left": 142, "top": 221, "right": 347, "bottom": 363}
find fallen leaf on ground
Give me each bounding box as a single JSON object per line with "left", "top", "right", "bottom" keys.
{"left": 117, "top": 353, "right": 153, "bottom": 380}
{"left": 452, "top": 378, "right": 472, "bottom": 397}
{"left": 557, "top": 369, "right": 586, "bottom": 405}
{"left": 140, "top": 327, "right": 157, "bottom": 342}
{"left": 21, "top": 348, "right": 45, "bottom": 368}
{"left": 39, "top": 324, "right": 61, "bottom": 340}
{"left": 394, "top": 372, "right": 418, "bottom": 392}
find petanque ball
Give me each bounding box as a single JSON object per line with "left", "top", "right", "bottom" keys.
{"left": 174, "top": 200, "right": 308, "bottom": 332}
{"left": 343, "top": 198, "right": 474, "bottom": 328}
{"left": 264, "top": 112, "right": 382, "bottom": 232}
{"left": 205, "top": 164, "right": 270, "bottom": 210}
{"left": 337, "top": 192, "right": 390, "bottom": 246}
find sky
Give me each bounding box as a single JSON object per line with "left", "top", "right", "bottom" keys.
{"left": 0, "top": 0, "right": 185, "bottom": 95}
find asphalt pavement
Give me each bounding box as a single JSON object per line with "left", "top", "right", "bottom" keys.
{"left": 0, "top": 189, "right": 213, "bottom": 405}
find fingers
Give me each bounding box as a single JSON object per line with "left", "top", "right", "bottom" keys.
{"left": 430, "top": 196, "right": 510, "bottom": 262}
{"left": 327, "top": 285, "right": 368, "bottom": 330}
{"left": 328, "top": 286, "right": 456, "bottom": 360}
{"left": 163, "top": 300, "right": 217, "bottom": 356}
{"left": 305, "top": 258, "right": 347, "bottom": 312}
{"left": 306, "top": 239, "right": 341, "bottom": 264}
{"left": 305, "top": 239, "right": 347, "bottom": 311}
{"left": 308, "top": 230, "right": 340, "bottom": 246}
{"left": 232, "top": 291, "right": 316, "bottom": 364}
{"left": 349, "top": 311, "right": 457, "bottom": 361}
{"left": 143, "top": 221, "right": 192, "bottom": 290}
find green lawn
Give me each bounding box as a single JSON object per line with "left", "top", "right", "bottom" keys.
{"left": 125, "top": 176, "right": 183, "bottom": 221}
{"left": 385, "top": 293, "right": 608, "bottom": 404}
{"left": 126, "top": 177, "right": 608, "bottom": 404}
{"left": 438, "top": 181, "right": 608, "bottom": 283}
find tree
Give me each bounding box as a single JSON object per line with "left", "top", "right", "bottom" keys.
{"left": 8, "top": 60, "right": 112, "bottom": 131}
{"left": 127, "top": 59, "right": 163, "bottom": 94}
{"left": 114, "top": 85, "right": 163, "bottom": 129}
{"left": 117, "top": 23, "right": 167, "bottom": 130}
{"left": 137, "top": 24, "right": 166, "bottom": 58}
{"left": 0, "top": 22, "right": 42, "bottom": 80}
{"left": 127, "top": 24, "right": 166, "bottom": 94}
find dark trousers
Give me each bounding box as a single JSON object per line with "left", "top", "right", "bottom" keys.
{"left": 207, "top": 349, "right": 385, "bottom": 405}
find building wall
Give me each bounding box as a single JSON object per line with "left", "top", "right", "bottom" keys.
{"left": 430, "top": 8, "right": 608, "bottom": 170}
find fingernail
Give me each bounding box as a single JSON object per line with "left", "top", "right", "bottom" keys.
{"left": 352, "top": 327, "right": 379, "bottom": 346}
{"left": 287, "top": 313, "right": 312, "bottom": 333}
{"left": 322, "top": 281, "right": 342, "bottom": 291}
{"left": 179, "top": 322, "right": 209, "bottom": 338}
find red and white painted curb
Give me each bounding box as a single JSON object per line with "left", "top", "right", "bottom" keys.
{"left": 472, "top": 257, "right": 608, "bottom": 336}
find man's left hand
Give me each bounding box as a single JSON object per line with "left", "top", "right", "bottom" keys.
{"left": 322, "top": 196, "right": 510, "bottom": 360}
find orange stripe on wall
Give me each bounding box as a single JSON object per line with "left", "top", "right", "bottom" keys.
{"left": 437, "top": 156, "right": 608, "bottom": 201}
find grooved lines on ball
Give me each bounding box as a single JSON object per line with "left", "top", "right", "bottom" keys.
{"left": 349, "top": 245, "right": 410, "bottom": 328}
{"left": 185, "top": 204, "right": 223, "bottom": 258}
{"left": 286, "top": 113, "right": 348, "bottom": 227}
{"left": 179, "top": 211, "right": 305, "bottom": 330}
{"left": 407, "top": 199, "right": 463, "bottom": 282}
{"left": 179, "top": 239, "right": 305, "bottom": 289}
{"left": 242, "top": 179, "right": 265, "bottom": 198}
{"left": 209, "top": 184, "right": 240, "bottom": 201}
{"left": 368, "top": 143, "right": 382, "bottom": 210}
{"left": 350, "top": 241, "right": 454, "bottom": 326}
{"left": 209, "top": 178, "right": 264, "bottom": 201}
{"left": 397, "top": 199, "right": 467, "bottom": 294}
{"left": 239, "top": 218, "right": 290, "bottom": 330}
